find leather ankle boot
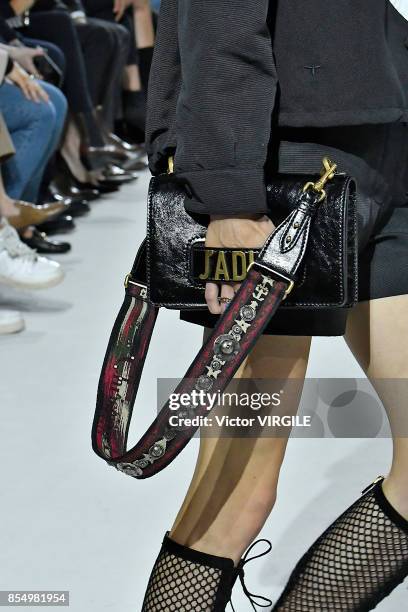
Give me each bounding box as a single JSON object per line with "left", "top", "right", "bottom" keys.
{"left": 273, "top": 476, "right": 408, "bottom": 612}
{"left": 142, "top": 531, "right": 272, "bottom": 611}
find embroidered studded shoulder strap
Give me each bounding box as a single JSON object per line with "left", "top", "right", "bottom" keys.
{"left": 91, "top": 164, "right": 334, "bottom": 479}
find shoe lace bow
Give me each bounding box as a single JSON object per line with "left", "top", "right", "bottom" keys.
{"left": 230, "top": 538, "right": 273, "bottom": 611}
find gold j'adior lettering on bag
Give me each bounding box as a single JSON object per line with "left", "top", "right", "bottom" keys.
{"left": 198, "top": 249, "right": 256, "bottom": 282}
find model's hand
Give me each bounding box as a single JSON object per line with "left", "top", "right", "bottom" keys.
{"left": 7, "top": 63, "right": 49, "bottom": 103}
{"left": 205, "top": 214, "right": 275, "bottom": 314}
{"left": 7, "top": 45, "right": 44, "bottom": 78}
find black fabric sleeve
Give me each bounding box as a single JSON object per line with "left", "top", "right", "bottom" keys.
{"left": 146, "top": 0, "right": 181, "bottom": 176}
{"left": 146, "top": 0, "right": 277, "bottom": 217}
{"left": 176, "top": 0, "right": 277, "bottom": 216}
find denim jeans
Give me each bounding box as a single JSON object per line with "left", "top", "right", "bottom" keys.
{"left": 1, "top": 80, "right": 67, "bottom": 203}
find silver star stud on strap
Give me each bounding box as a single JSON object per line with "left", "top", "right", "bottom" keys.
{"left": 206, "top": 364, "right": 221, "bottom": 378}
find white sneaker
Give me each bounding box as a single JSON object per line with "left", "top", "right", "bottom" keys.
{"left": 0, "top": 309, "right": 25, "bottom": 334}
{"left": 0, "top": 222, "right": 64, "bottom": 289}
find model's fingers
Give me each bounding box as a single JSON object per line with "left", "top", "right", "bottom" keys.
{"left": 205, "top": 282, "right": 221, "bottom": 314}
{"left": 219, "top": 284, "right": 235, "bottom": 313}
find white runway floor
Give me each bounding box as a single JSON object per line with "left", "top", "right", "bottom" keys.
{"left": 0, "top": 169, "right": 406, "bottom": 611}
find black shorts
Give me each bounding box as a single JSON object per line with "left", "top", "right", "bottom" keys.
{"left": 180, "top": 124, "right": 408, "bottom": 336}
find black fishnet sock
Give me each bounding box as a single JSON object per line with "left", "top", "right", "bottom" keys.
{"left": 141, "top": 531, "right": 237, "bottom": 612}
{"left": 274, "top": 478, "right": 408, "bottom": 612}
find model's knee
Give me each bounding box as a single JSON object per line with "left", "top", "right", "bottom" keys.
{"left": 242, "top": 488, "right": 277, "bottom": 536}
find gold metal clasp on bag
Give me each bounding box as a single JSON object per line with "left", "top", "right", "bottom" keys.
{"left": 303, "top": 157, "right": 337, "bottom": 202}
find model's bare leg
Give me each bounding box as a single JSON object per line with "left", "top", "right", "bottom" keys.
{"left": 169, "top": 331, "right": 312, "bottom": 564}
{"left": 273, "top": 296, "right": 408, "bottom": 611}
{"left": 142, "top": 332, "right": 311, "bottom": 611}
{"left": 345, "top": 294, "right": 408, "bottom": 517}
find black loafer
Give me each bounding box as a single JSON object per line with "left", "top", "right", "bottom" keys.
{"left": 92, "top": 180, "right": 121, "bottom": 193}
{"left": 52, "top": 157, "right": 101, "bottom": 202}
{"left": 49, "top": 183, "right": 94, "bottom": 205}
{"left": 101, "top": 165, "right": 138, "bottom": 185}
{"left": 64, "top": 201, "right": 91, "bottom": 218}
{"left": 41, "top": 192, "right": 74, "bottom": 206}
{"left": 21, "top": 228, "right": 71, "bottom": 254}
{"left": 40, "top": 215, "right": 76, "bottom": 235}
{"left": 74, "top": 180, "right": 119, "bottom": 195}
{"left": 44, "top": 186, "right": 90, "bottom": 217}
{"left": 121, "top": 155, "right": 148, "bottom": 172}
{"left": 70, "top": 185, "right": 100, "bottom": 202}
{"left": 105, "top": 163, "right": 138, "bottom": 179}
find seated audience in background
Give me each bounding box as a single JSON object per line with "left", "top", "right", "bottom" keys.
{"left": 82, "top": 0, "right": 154, "bottom": 141}
{"left": 0, "top": 0, "right": 157, "bottom": 334}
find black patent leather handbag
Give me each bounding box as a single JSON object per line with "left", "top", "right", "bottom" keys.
{"left": 139, "top": 161, "right": 358, "bottom": 310}
{"left": 92, "top": 158, "right": 358, "bottom": 480}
